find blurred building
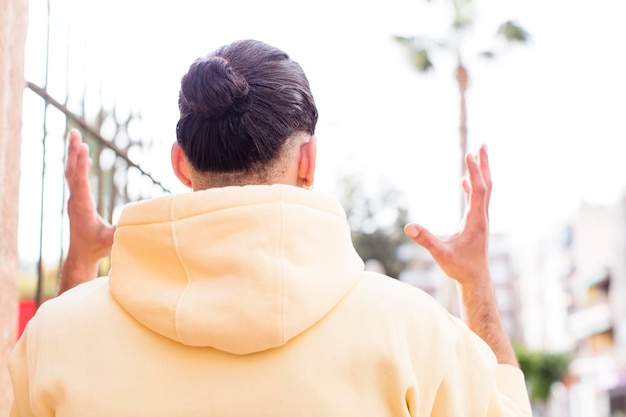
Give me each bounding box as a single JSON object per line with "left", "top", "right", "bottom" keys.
{"left": 566, "top": 200, "right": 626, "bottom": 417}
{"left": 523, "top": 197, "right": 626, "bottom": 417}
{"left": 399, "top": 196, "right": 626, "bottom": 417}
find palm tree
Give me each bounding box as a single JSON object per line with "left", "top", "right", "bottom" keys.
{"left": 394, "top": 0, "right": 529, "bottom": 213}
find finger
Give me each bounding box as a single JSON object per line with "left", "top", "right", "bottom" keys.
{"left": 478, "top": 144, "right": 492, "bottom": 205}
{"left": 65, "top": 129, "right": 82, "bottom": 180}
{"left": 66, "top": 134, "right": 94, "bottom": 213}
{"left": 461, "top": 177, "right": 470, "bottom": 207}
{"left": 465, "top": 152, "right": 487, "bottom": 212}
{"left": 72, "top": 144, "right": 91, "bottom": 197}
{"left": 78, "top": 144, "right": 90, "bottom": 174}
{"left": 404, "top": 223, "right": 446, "bottom": 259}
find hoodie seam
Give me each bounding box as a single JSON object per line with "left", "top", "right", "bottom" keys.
{"left": 170, "top": 197, "right": 193, "bottom": 344}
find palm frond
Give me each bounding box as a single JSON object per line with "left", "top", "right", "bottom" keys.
{"left": 392, "top": 35, "right": 415, "bottom": 47}
{"left": 497, "top": 20, "right": 530, "bottom": 43}
{"left": 393, "top": 35, "right": 435, "bottom": 72}
{"left": 409, "top": 49, "right": 434, "bottom": 72}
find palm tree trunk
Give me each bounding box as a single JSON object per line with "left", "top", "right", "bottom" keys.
{"left": 444, "top": 56, "right": 469, "bottom": 318}
{"left": 455, "top": 57, "right": 469, "bottom": 214}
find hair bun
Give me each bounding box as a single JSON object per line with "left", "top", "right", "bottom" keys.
{"left": 180, "top": 56, "right": 250, "bottom": 118}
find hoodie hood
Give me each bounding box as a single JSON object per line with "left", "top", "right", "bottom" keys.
{"left": 109, "top": 185, "right": 364, "bottom": 355}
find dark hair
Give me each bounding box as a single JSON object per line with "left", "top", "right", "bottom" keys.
{"left": 176, "top": 40, "right": 318, "bottom": 173}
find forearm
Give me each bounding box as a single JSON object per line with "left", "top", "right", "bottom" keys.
{"left": 457, "top": 279, "right": 519, "bottom": 367}
{"left": 58, "top": 251, "right": 100, "bottom": 295}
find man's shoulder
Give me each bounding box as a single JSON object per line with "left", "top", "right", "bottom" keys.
{"left": 354, "top": 271, "right": 445, "bottom": 308}
{"left": 346, "top": 271, "right": 459, "bottom": 327}
{"left": 328, "top": 271, "right": 466, "bottom": 358}
{"left": 45, "top": 276, "right": 109, "bottom": 305}
{"left": 28, "top": 277, "right": 114, "bottom": 329}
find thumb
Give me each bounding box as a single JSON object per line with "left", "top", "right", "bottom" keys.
{"left": 404, "top": 223, "right": 443, "bottom": 257}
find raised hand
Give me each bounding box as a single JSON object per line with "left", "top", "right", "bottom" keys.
{"left": 404, "top": 145, "right": 518, "bottom": 366}
{"left": 404, "top": 144, "right": 491, "bottom": 286}
{"left": 59, "top": 129, "right": 115, "bottom": 294}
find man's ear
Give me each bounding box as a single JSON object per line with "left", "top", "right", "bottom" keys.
{"left": 298, "top": 135, "right": 317, "bottom": 188}
{"left": 171, "top": 142, "right": 193, "bottom": 189}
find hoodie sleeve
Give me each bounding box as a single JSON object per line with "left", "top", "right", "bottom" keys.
{"left": 429, "top": 324, "right": 532, "bottom": 417}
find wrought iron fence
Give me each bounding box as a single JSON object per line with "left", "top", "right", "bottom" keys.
{"left": 20, "top": 82, "right": 169, "bottom": 309}
{"left": 16, "top": 0, "right": 173, "bottom": 315}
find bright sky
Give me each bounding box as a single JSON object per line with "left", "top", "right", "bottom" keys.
{"left": 20, "top": 0, "right": 626, "bottom": 264}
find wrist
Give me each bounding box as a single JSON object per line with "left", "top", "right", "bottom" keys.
{"left": 455, "top": 269, "right": 492, "bottom": 292}
{"left": 456, "top": 281, "right": 519, "bottom": 367}
{"left": 456, "top": 278, "right": 499, "bottom": 325}
{"left": 457, "top": 279, "right": 497, "bottom": 308}
{"left": 60, "top": 251, "right": 101, "bottom": 295}
{"left": 66, "top": 242, "right": 104, "bottom": 265}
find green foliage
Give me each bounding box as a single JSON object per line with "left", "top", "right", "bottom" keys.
{"left": 410, "top": 49, "right": 434, "bottom": 72}
{"left": 393, "top": 35, "right": 414, "bottom": 46}
{"left": 514, "top": 343, "right": 572, "bottom": 403}
{"left": 393, "top": 1, "right": 529, "bottom": 65}
{"left": 393, "top": 36, "right": 434, "bottom": 72}
{"left": 497, "top": 20, "right": 531, "bottom": 43}
{"left": 338, "top": 175, "right": 411, "bottom": 278}
{"left": 452, "top": 0, "right": 475, "bottom": 29}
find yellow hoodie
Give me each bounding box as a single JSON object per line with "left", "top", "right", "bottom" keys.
{"left": 10, "top": 185, "right": 531, "bottom": 416}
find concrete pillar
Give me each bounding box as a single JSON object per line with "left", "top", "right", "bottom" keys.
{"left": 0, "top": 0, "right": 28, "bottom": 414}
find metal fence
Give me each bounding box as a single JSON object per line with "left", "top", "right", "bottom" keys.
{"left": 16, "top": 0, "right": 174, "bottom": 310}
{"left": 20, "top": 82, "right": 169, "bottom": 307}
